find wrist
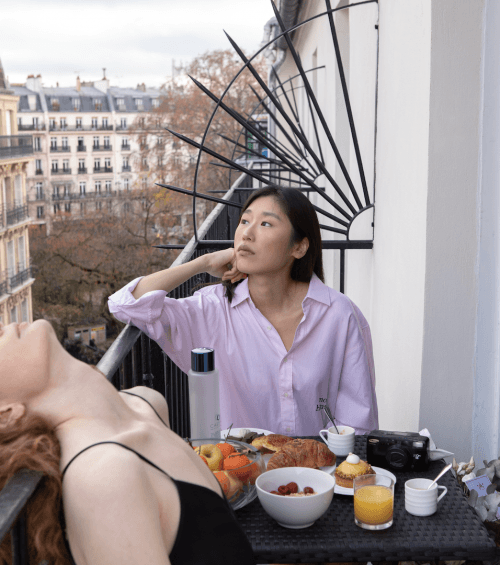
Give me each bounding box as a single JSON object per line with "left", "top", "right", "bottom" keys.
{"left": 193, "top": 254, "right": 209, "bottom": 275}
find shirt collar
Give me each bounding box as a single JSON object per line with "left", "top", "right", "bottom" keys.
{"left": 229, "top": 273, "right": 331, "bottom": 308}
{"left": 230, "top": 278, "right": 251, "bottom": 308}
{"left": 304, "top": 272, "right": 331, "bottom": 306}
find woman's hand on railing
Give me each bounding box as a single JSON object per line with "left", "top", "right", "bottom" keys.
{"left": 204, "top": 248, "right": 247, "bottom": 283}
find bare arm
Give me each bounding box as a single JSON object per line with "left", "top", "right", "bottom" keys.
{"left": 132, "top": 248, "right": 246, "bottom": 300}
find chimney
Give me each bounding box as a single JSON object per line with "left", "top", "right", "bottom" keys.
{"left": 76, "top": 76, "right": 81, "bottom": 92}
{"left": 56, "top": 82, "right": 59, "bottom": 87}
{"left": 137, "top": 83, "right": 146, "bottom": 92}
{"left": 26, "top": 74, "right": 42, "bottom": 92}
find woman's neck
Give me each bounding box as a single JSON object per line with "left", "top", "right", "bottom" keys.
{"left": 247, "top": 272, "right": 309, "bottom": 314}
{"left": 31, "top": 359, "right": 137, "bottom": 445}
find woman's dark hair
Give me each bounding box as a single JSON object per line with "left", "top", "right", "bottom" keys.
{"left": 223, "top": 186, "right": 324, "bottom": 302}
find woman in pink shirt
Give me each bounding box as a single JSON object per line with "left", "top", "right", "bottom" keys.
{"left": 109, "top": 187, "right": 378, "bottom": 436}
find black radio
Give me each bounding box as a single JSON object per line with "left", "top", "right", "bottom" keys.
{"left": 366, "top": 430, "right": 430, "bottom": 472}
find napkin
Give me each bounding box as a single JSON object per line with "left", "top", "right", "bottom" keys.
{"left": 419, "top": 428, "right": 454, "bottom": 461}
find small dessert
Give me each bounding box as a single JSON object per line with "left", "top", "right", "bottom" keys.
{"left": 334, "top": 453, "right": 375, "bottom": 488}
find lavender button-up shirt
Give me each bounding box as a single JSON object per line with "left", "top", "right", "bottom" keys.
{"left": 108, "top": 274, "right": 378, "bottom": 436}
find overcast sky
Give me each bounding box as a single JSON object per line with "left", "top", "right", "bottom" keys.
{"left": 1, "top": 0, "right": 275, "bottom": 89}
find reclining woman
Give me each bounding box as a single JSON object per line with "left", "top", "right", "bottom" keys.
{"left": 109, "top": 186, "right": 379, "bottom": 436}
{"left": 0, "top": 320, "right": 255, "bottom": 565}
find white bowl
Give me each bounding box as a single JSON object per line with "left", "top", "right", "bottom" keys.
{"left": 256, "top": 467, "right": 335, "bottom": 529}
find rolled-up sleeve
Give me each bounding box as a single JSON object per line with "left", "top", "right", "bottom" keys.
{"left": 108, "top": 278, "right": 226, "bottom": 374}
{"left": 330, "top": 306, "right": 379, "bottom": 435}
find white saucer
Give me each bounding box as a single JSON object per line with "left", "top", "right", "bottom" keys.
{"left": 333, "top": 466, "right": 397, "bottom": 495}
{"left": 220, "top": 427, "right": 274, "bottom": 439}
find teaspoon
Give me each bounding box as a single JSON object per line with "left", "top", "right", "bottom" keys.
{"left": 427, "top": 463, "right": 453, "bottom": 489}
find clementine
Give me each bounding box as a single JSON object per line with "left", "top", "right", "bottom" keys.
{"left": 223, "top": 454, "right": 251, "bottom": 482}
{"left": 213, "top": 471, "right": 231, "bottom": 496}
{"left": 216, "top": 442, "right": 236, "bottom": 458}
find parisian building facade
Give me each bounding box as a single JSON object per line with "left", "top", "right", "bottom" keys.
{"left": 0, "top": 60, "right": 34, "bottom": 324}
{"left": 12, "top": 74, "right": 164, "bottom": 233}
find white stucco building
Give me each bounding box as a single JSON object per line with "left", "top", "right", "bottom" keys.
{"left": 11, "top": 74, "right": 165, "bottom": 233}
{"left": 267, "top": 0, "right": 500, "bottom": 464}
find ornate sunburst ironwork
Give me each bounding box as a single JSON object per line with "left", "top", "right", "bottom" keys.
{"left": 156, "top": 0, "right": 378, "bottom": 267}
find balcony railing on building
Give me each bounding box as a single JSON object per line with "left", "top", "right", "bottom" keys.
{"left": 51, "top": 168, "right": 72, "bottom": 175}
{"left": 50, "top": 146, "right": 70, "bottom": 153}
{"left": 77, "top": 145, "right": 87, "bottom": 152}
{"left": 5, "top": 203, "right": 29, "bottom": 226}
{"left": 9, "top": 263, "right": 33, "bottom": 290}
{"left": 93, "top": 145, "right": 113, "bottom": 151}
{"left": 122, "top": 165, "right": 131, "bottom": 172}
{"left": 18, "top": 124, "right": 45, "bottom": 131}
{"left": 0, "top": 135, "right": 33, "bottom": 160}
{"left": 78, "top": 167, "right": 88, "bottom": 174}
{"left": 121, "top": 144, "right": 131, "bottom": 151}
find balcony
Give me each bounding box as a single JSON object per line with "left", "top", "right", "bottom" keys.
{"left": 51, "top": 168, "right": 72, "bottom": 175}
{"left": 99, "top": 125, "right": 113, "bottom": 131}
{"left": 0, "top": 273, "right": 7, "bottom": 297}
{"left": 116, "top": 124, "right": 128, "bottom": 130}
{"left": 35, "top": 169, "right": 43, "bottom": 175}
{"left": 9, "top": 264, "right": 33, "bottom": 290}
{"left": 77, "top": 145, "right": 87, "bottom": 152}
{"left": 78, "top": 167, "right": 87, "bottom": 174}
{"left": 34, "top": 192, "right": 45, "bottom": 201}
{"left": 52, "top": 192, "right": 86, "bottom": 201}
{"left": 122, "top": 165, "right": 131, "bottom": 172}
{"left": 18, "top": 124, "right": 46, "bottom": 131}
{"left": 95, "top": 190, "right": 115, "bottom": 198}
{"left": 50, "top": 146, "right": 71, "bottom": 153}
{"left": 93, "top": 145, "right": 113, "bottom": 152}
{"left": 121, "top": 144, "right": 131, "bottom": 151}
{"left": 6, "top": 203, "right": 29, "bottom": 226}
{"left": 0, "top": 135, "right": 34, "bottom": 160}
{"left": 94, "top": 166, "right": 113, "bottom": 173}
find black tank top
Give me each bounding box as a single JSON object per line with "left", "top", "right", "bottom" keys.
{"left": 61, "top": 391, "right": 255, "bottom": 565}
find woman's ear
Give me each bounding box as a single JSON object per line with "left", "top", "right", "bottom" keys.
{"left": 292, "top": 237, "right": 309, "bottom": 260}
{"left": 0, "top": 404, "right": 26, "bottom": 428}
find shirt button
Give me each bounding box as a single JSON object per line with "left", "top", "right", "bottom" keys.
{"left": 284, "top": 393, "right": 288, "bottom": 398}
{"left": 284, "top": 358, "right": 287, "bottom": 362}
{"left": 286, "top": 427, "right": 291, "bottom": 432}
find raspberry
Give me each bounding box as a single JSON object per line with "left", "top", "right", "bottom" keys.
{"left": 285, "top": 482, "right": 298, "bottom": 494}
{"left": 303, "top": 486, "right": 314, "bottom": 494}
{"left": 270, "top": 490, "right": 280, "bottom": 495}
{"left": 278, "top": 485, "right": 290, "bottom": 495}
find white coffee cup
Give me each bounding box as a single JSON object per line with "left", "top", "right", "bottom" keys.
{"left": 319, "top": 425, "right": 355, "bottom": 456}
{"left": 405, "top": 478, "right": 447, "bottom": 516}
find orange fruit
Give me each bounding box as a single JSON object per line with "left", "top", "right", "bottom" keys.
{"left": 223, "top": 454, "right": 251, "bottom": 482}
{"left": 216, "top": 442, "right": 236, "bottom": 458}
{"left": 246, "top": 461, "right": 261, "bottom": 485}
{"left": 213, "top": 471, "right": 231, "bottom": 496}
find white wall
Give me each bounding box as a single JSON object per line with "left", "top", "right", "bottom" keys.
{"left": 371, "top": 0, "right": 431, "bottom": 434}
{"left": 473, "top": 0, "right": 500, "bottom": 464}
{"left": 418, "top": 0, "right": 484, "bottom": 463}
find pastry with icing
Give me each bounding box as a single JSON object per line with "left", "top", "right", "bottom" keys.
{"left": 334, "top": 452, "right": 375, "bottom": 488}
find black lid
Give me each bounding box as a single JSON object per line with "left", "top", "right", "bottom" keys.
{"left": 191, "top": 347, "right": 215, "bottom": 372}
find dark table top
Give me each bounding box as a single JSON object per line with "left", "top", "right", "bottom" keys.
{"left": 236, "top": 436, "right": 499, "bottom": 564}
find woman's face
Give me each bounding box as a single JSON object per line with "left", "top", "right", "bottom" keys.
{"left": 234, "top": 196, "right": 307, "bottom": 277}
{"left": 0, "top": 320, "right": 57, "bottom": 403}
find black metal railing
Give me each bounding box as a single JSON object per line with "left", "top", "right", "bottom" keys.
{"left": 78, "top": 167, "right": 87, "bottom": 174}
{"left": 10, "top": 265, "right": 32, "bottom": 290}
{"left": 51, "top": 168, "right": 71, "bottom": 175}
{"left": 50, "top": 146, "right": 70, "bottom": 152}
{"left": 0, "top": 270, "right": 8, "bottom": 295}
{"left": 93, "top": 145, "right": 113, "bottom": 151}
{"left": 121, "top": 144, "right": 131, "bottom": 151}
{"left": 6, "top": 203, "right": 29, "bottom": 226}
{"left": 18, "top": 124, "right": 45, "bottom": 131}
{"left": 77, "top": 145, "right": 87, "bottom": 152}
{"left": 0, "top": 135, "right": 33, "bottom": 160}
{"left": 97, "top": 171, "right": 251, "bottom": 437}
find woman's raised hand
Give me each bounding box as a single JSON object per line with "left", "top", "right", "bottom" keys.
{"left": 204, "top": 248, "right": 247, "bottom": 283}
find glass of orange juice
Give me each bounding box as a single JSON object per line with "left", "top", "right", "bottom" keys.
{"left": 353, "top": 474, "right": 394, "bottom": 530}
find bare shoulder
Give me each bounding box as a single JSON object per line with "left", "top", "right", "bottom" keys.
{"left": 63, "top": 445, "right": 173, "bottom": 564}
{"left": 122, "top": 386, "right": 171, "bottom": 428}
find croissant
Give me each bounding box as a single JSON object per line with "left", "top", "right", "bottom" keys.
{"left": 267, "top": 439, "right": 336, "bottom": 470}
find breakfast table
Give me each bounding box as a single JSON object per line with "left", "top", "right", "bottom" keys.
{"left": 235, "top": 436, "right": 500, "bottom": 564}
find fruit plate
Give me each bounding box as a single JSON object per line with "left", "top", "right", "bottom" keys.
{"left": 334, "top": 466, "right": 397, "bottom": 495}
{"left": 189, "top": 438, "right": 265, "bottom": 511}
{"left": 220, "top": 427, "right": 275, "bottom": 439}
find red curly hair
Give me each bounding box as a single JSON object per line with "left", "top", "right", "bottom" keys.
{"left": 0, "top": 412, "right": 70, "bottom": 565}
